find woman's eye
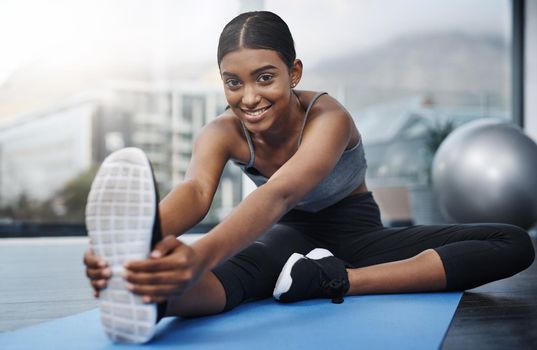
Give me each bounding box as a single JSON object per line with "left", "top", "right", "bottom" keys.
{"left": 258, "top": 74, "right": 273, "bottom": 83}
{"left": 226, "top": 79, "right": 241, "bottom": 88}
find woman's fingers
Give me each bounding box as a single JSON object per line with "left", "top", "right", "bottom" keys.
{"left": 149, "top": 235, "right": 181, "bottom": 258}
{"left": 123, "top": 270, "right": 191, "bottom": 285}
{"left": 89, "top": 279, "right": 108, "bottom": 296}
{"left": 91, "top": 279, "right": 108, "bottom": 289}
{"left": 84, "top": 248, "right": 110, "bottom": 297}
{"left": 127, "top": 282, "right": 183, "bottom": 298}
{"left": 126, "top": 246, "right": 192, "bottom": 273}
{"left": 121, "top": 240, "right": 200, "bottom": 302}
{"left": 83, "top": 248, "right": 107, "bottom": 268}
{"left": 123, "top": 257, "right": 194, "bottom": 298}
{"left": 86, "top": 266, "right": 112, "bottom": 280}
{"left": 127, "top": 257, "right": 191, "bottom": 272}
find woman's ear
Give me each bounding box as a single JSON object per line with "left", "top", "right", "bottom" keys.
{"left": 290, "top": 59, "right": 303, "bottom": 88}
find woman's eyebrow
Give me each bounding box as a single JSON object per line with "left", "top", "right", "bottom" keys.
{"left": 221, "top": 64, "right": 278, "bottom": 78}
{"left": 249, "top": 65, "right": 278, "bottom": 76}
{"left": 221, "top": 71, "right": 239, "bottom": 78}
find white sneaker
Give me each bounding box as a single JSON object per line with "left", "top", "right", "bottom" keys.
{"left": 85, "top": 147, "right": 161, "bottom": 343}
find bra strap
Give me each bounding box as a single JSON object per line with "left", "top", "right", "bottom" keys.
{"left": 297, "top": 92, "right": 328, "bottom": 146}
{"left": 239, "top": 120, "right": 255, "bottom": 168}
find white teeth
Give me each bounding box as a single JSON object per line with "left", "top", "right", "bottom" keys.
{"left": 244, "top": 106, "right": 269, "bottom": 116}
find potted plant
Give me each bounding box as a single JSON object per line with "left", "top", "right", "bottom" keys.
{"left": 408, "top": 119, "right": 455, "bottom": 225}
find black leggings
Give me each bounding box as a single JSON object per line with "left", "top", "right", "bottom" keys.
{"left": 213, "top": 192, "right": 535, "bottom": 311}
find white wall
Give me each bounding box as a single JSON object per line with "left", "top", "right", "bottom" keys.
{"left": 526, "top": 0, "right": 537, "bottom": 141}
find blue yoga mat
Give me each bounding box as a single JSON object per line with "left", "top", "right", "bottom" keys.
{"left": 1, "top": 292, "right": 462, "bottom": 350}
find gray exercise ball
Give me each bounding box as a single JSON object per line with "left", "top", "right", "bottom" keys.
{"left": 432, "top": 119, "right": 537, "bottom": 229}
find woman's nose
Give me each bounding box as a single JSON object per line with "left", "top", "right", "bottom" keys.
{"left": 241, "top": 85, "right": 261, "bottom": 107}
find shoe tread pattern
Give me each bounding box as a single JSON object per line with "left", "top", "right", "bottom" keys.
{"left": 86, "top": 150, "right": 157, "bottom": 343}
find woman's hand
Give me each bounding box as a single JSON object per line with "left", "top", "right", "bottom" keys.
{"left": 83, "top": 248, "right": 112, "bottom": 298}
{"left": 123, "top": 236, "right": 205, "bottom": 303}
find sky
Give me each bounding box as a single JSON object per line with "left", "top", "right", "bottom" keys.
{"left": 0, "top": 0, "right": 511, "bottom": 86}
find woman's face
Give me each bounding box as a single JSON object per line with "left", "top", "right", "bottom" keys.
{"left": 219, "top": 48, "right": 301, "bottom": 133}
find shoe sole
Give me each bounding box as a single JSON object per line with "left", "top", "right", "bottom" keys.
{"left": 273, "top": 248, "right": 334, "bottom": 301}
{"left": 85, "top": 148, "right": 157, "bottom": 343}
{"left": 273, "top": 253, "right": 304, "bottom": 300}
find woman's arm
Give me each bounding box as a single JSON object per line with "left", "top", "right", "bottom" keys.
{"left": 85, "top": 116, "right": 233, "bottom": 297}
{"left": 193, "top": 96, "right": 354, "bottom": 270}
{"left": 125, "top": 97, "right": 356, "bottom": 302}
{"left": 158, "top": 118, "right": 233, "bottom": 237}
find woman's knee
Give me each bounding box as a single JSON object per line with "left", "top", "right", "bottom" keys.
{"left": 210, "top": 241, "right": 280, "bottom": 312}
{"left": 498, "top": 224, "right": 535, "bottom": 271}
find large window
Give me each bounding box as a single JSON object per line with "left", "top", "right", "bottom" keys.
{"left": 0, "top": 0, "right": 512, "bottom": 234}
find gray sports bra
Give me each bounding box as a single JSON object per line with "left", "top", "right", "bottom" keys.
{"left": 234, "top": 92, "right": 367, "bottom": 212}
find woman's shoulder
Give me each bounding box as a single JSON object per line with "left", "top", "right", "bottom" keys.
{"left": 198, "top": 110, "right": 248, "bottom": 159}
{"left": 204, "top": 109, "right": 243, "bottom": 135}
{"left": 198, "top": 110, "right": 250, "bottom": 162}
{"left": 296, "top": 90, "right": 360, "bottom": 147}
{"left": 295, "top": 90, "right": 351, "bottom": 120}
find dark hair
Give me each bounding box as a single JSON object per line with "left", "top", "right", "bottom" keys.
{"left": 217, "top": 11, "right": 296, "bottom": 68}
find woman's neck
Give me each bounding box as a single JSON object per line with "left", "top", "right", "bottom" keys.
{"left": 252, "top": 90, "right": 304, "bottom": 147}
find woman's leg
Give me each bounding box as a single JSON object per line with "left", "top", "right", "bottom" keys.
{"left": 341, "top": 223, "right": 535, "bottom": 295}
{"left": 347, "top": 249, "right": 446, "bottom": 294}
{"left": 165, "top": 223, "right": 317, "bottom": 317}
{"left": 164, "top": 271, "right": 227, "bottom": 317}
{"left": 271, "top": 194, "right": 534, "bottom": 302}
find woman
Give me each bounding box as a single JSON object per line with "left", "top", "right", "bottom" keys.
{"left": 83, "top": 11, "right": 535, "bottom": 343}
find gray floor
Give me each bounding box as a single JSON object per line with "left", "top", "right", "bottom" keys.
{"left": 2, "top": 233, "right": 536, "bottom": 349}
{"left": 0, "top": 235, "right": 202, "bottom": 332}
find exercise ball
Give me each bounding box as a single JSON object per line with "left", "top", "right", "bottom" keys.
{"left": 432, "top": 119, "right": 537, "bottom": 229}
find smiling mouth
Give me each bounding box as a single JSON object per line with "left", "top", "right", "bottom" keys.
{"left": 240, "top": 105, "right": 272, "bottom": 123}
{"left": 241, "top": 105, "right": 271, "bottom": 117}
